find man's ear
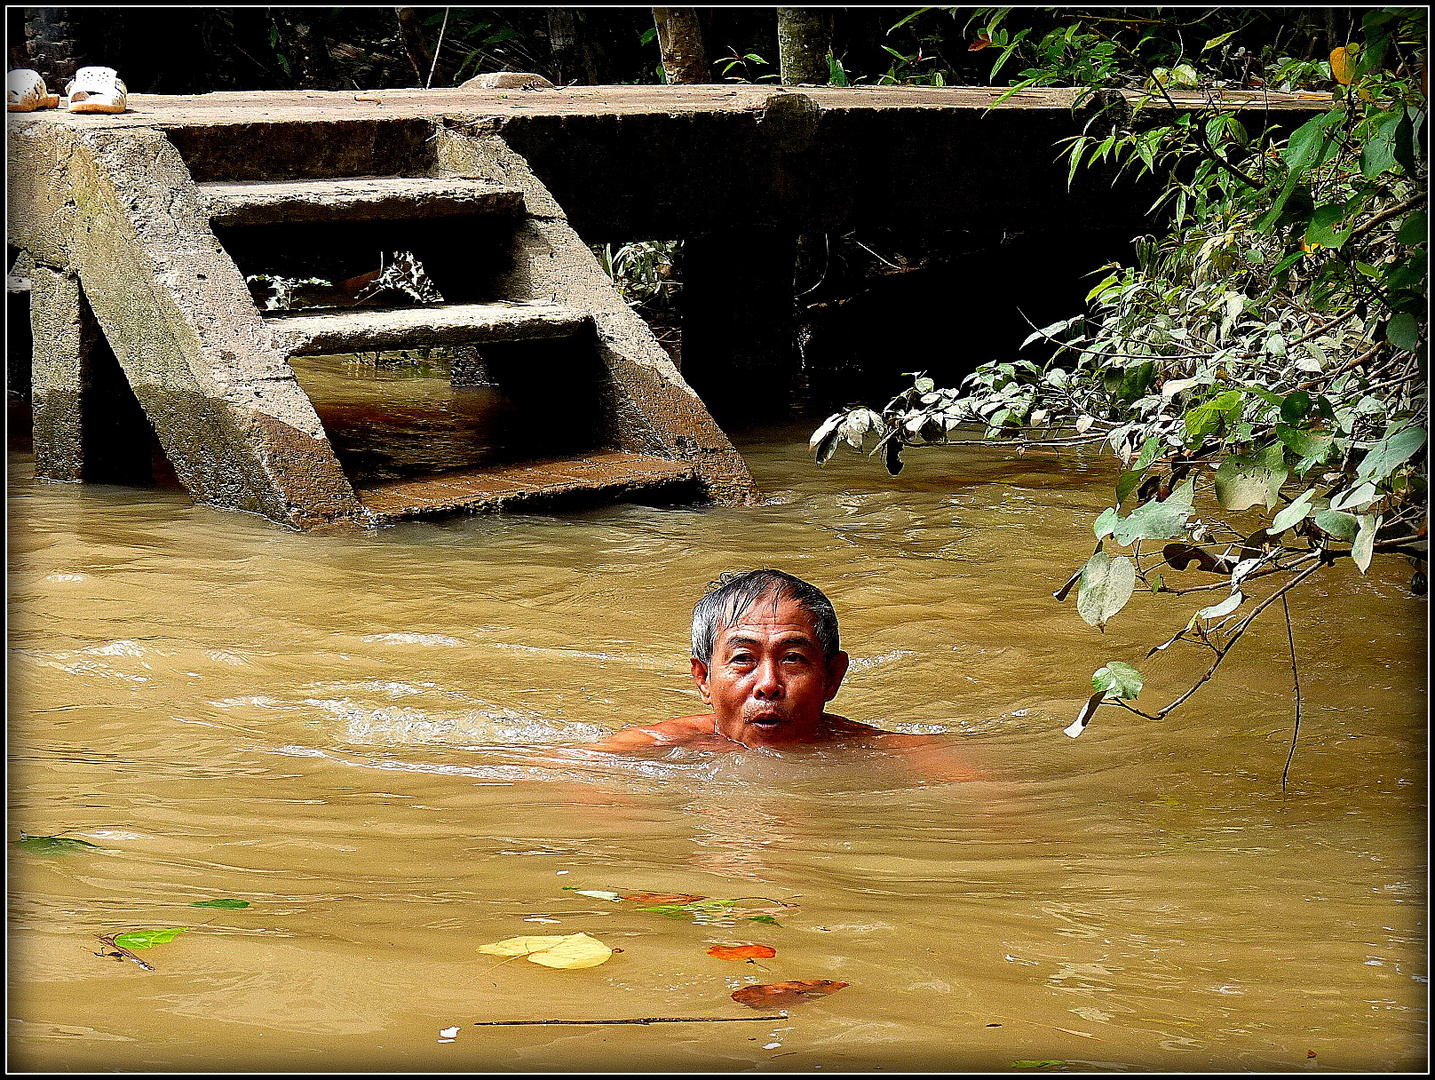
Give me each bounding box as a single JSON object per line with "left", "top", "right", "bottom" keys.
{"left": 823, "top": 650, "right": 850, "bottom": 702}
{"left": 690, "top": 657, "right": 713, "bottom": 704}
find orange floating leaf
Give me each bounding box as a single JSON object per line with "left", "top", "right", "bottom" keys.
{"left": 732, "top": 979, "right": 848, "bottom": 1009}
{"left": 707, "top": 943, "right": 777, "bottom": 961}
{"left": 621, "top": 891, "right": 705, "bottom": 904}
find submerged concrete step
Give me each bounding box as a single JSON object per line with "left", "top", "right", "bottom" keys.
{"left": 266, "top": 300, "right": 591, "bottom": 356}
{"left": 199, "top": 176, "right": 526, "bottom": 226}
{"left": 355, "top": 451, "right": 700, "bottom": 520}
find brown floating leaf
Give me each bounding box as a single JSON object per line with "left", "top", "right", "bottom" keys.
{"left": 621, "top": 891, "right": 705, "bottom": 904}
{"left": 707, "top": 943, "right": 777, "bottom": 961}
{"left": 732, "top": 980, "right": 849, "bottom": 1009}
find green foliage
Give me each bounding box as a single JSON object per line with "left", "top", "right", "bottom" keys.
{"left": 814, "top": 8, "right": 1427, "bottom": 746}
{"left": 592, "top": 240, "right": 682, "bottom": 312}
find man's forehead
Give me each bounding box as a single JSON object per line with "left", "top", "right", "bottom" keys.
{"left": 715, "top": 592, "right": 819, "bottom": 640}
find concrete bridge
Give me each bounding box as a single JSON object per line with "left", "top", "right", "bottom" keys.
{"left": 6, "top": 83, "right": 1327, "bottom": 529}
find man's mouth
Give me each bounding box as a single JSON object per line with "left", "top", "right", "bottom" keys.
{"left": 744, "top": 712, "right": 787, "bottom": 728}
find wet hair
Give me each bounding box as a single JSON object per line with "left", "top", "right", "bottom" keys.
{"left": 690, "top": 569, "right": 840, "bottom": 664}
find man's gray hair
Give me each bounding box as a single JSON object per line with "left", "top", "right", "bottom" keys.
{"left": 690, "top": 569, "right": 840, "bottom": 664}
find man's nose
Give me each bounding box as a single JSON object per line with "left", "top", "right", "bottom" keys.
{"left": 753, "top": 659, "right": 784, "bottom": 698}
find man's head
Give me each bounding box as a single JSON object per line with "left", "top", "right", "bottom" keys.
{"left": 689, "top": 570, "right": 849, "bottom": 747}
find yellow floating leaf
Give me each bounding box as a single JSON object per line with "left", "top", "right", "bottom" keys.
{"left": 1330, "top": 46, "right": 1356, "bottom": 85}
{"left": 478, "top": 932, "right": 613, "bottom": 969}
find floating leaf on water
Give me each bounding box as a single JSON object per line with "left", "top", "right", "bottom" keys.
{"left": 112, "top": 928, "right": 187, "bottom": 950}
{"left": 477, "top": 932, "right": 613, "bottom": 969}
{"left": 189, "top": 898, "right": 250, "bottom": 909}
{"left": 732, "top": 980, "right": 848, "bottom": 1009}
{"left": 621, "top": 891, "right": 706, "bottom": 904}
{"left": 562, "top": 888, "right": 623, "bottom": 902}
{"left": 1012, "top": 1061, "right": 1068, "bottom": 1070}
{"left": 707, "top": 943, "right": 777, "bottom": 961}
{"left": 14, "top": 832, "right": 105, "bottom": 856}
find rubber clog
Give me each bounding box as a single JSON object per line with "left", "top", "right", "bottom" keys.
{"left": 65, "top": 66, "right": 127, "bottom": 113}
{"left": 7, "top": 69, "right": 60, "bottom": 112}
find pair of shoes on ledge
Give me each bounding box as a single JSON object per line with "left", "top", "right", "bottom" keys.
{"left": 7, "top": 66, "right": 127, "bottom": 113}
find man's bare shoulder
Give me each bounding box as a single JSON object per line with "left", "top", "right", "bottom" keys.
{"left": 580, "top": 714, "right": 722, "bottom": 752}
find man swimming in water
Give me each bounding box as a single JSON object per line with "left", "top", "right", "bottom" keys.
{"left": 584, "top": 568, "right": 931, "bottom": 754}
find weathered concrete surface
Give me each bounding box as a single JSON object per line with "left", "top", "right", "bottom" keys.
{"left": 7, "top": 119, "right": 364, "bottom": 527}
{"left": 357, "top": 450, "right": 697, "bottom": 520}
{"left": 266, "top": 300, "right": 591, "bottom": 356}
{"left": 10, "top": 84, "right": 1330, "bottom": 233}
{"left": 28, "top": 265, "right": 97, "bottom": 481}
{"left": 201, "top": 176, "right": 526, "bottom": 226}
{"left": 431, "top": 124, "right": 759, "bottom": 506}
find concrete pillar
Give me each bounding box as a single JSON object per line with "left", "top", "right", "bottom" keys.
{"left": 679, "top": 226, "right": 801, "bottom": 425}
{"left": 29, "top": 264, "right": 154, "bottom": 484}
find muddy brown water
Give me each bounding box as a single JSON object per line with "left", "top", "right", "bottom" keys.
{"left": 6, "top": 371, "right": 1426, "bottom": 1072}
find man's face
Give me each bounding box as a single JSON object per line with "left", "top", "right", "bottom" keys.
{"left": 691, "top": 591, "right": 849, "bottom": 748}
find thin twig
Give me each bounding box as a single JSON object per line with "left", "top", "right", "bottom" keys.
{"left": 1279, "top": 590, "right": 1302, "bottom": 792}
{"left": 471, "top": 1014, "right": 788, "bottom": 1026}
{"left": 1113, "top": 559, "right": 1327, "bottom": 720}
{"left": 426, "top": 7, "right": 451, "bottom": 90}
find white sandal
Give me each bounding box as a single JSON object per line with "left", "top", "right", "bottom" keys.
{"left": 65, "top": 66, "right": 127, "bottom": 113}
{"left": 6, "top": 69, "right": 60, "bottom": 112}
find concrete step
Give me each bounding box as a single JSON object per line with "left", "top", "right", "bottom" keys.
{"left": 355, "top": 451, "right": 699, "bottom": 520}
{"left": 199, "top": 176, "right": 526, "bottom": 226}
{"left": 265, "top": 300, "right": 591, "bottom": 356}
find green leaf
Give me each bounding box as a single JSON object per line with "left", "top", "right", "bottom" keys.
{"left": 189, "top": 898, "right": 250, "bottom": 909}
{"left": 1214, "top": 443, "right": 1288, "bottom": 511}
{"left": 1076, "top": 551, "right": 1136, "bottom": 628}
{"left": 1012, "top": 1062, "right": 1068, "bottom": 1070}
{"left": 1329, "top": 482, "right": 1377, "bottom": 511}
{"left": 1092, "top": 660, "right": 1143, "bottom": 699}
{"left": 1274, "top": 423, "right": 1335, "bottom": 472}
{"left": 1352, "top": 514, "right": 1382, "bottom": 573}
{"left": 1305, "top": 204, "right": 1350, "bottom": 249}
{"left": 1114, "top": 470, "right": 1146, "bottom": 506}
{"left": 1359, "top": 109, "right": 1403, "bottom": 178}
{"left": 112, "top": 928, "right": 187, "bottom": 950}
{"left": 1094, "top": 506, "right": 1120, "bottom": 539}
{"left": 1385, "top": 312, "right": 1421, "bottom": 352}
{"left": 1202, "top": 30, "right": 1237, "bottom": 51}
{"left": 1396, "top": 211, "right": 1426, "bottom": 245}
{"left": 1314, "top": 507, "right": 1359, "bottom": 540}
{"left": 1183, "top": 390, "right": 1243, "bottom": 447}
{"left": 1283, "top": 110, "right": 1343, "bottom": 173}
{"left": 1190, "top": 590, "right": 1245, "bottom": 625}
{"left": 13, "top": 832, "right": 105, "bottom": 856}
{"left": 1356, "top": 426, "right": 1425, "bottom": 484}
{"left": 1110, "top": 479, "right": 1196, "bottom": 546}
{"left": 1270, "top": 489, "right": 1316, "bottom": 534}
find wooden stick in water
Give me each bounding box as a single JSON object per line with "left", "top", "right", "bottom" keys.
{"left": 472, "top": 1014, "right": 788, "bottom": 1026}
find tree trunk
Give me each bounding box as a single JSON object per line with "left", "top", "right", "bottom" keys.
{"left": 547, "top": 8, "right": 580, "bottom": 84}
{"left": 776, "top": 8, "right": 830, "bottom": 86}
{"left": 393, "top": 7, "right": 433, "bottom": 86}
{"left": 652, "top": 7, "right": 709, "bottom": 84}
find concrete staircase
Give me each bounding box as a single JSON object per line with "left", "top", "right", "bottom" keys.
{"left": 9, "top": 116, "right": 755, "bottom": 529}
